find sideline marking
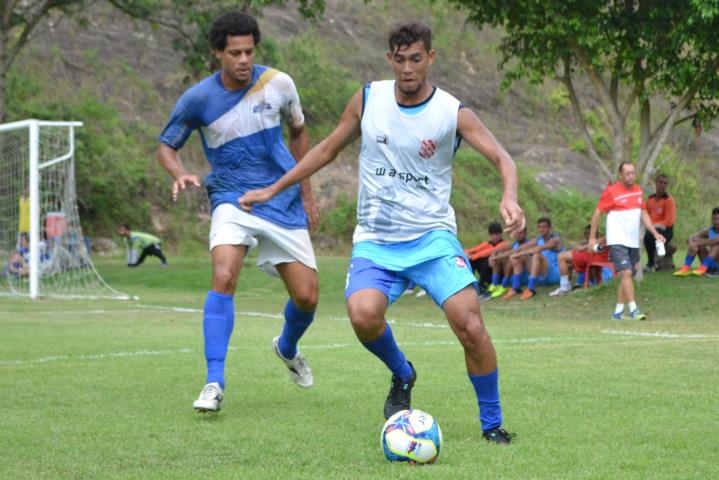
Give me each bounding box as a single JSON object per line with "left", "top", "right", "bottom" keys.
{"left": 1, "top": 336, "right": 597, "bottom": 366}
{"left": 601, "top": 329, "right": 719, "bottom": 339}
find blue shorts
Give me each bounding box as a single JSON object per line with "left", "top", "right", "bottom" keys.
{"left": 706, "top": 257, "right": 719, "bottom": 273}
{"left": 345, "top": 255, "right": 478, "bottom": 307}
{"left": 538, "top": 263, "right": 561, "bottom": 286}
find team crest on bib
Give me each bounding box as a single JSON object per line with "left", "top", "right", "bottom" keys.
{"left": 419, "top": 139, "right": 438, "bottom": 159}
{"left": 455, "top": 256, "right": 467, "bottom": 268}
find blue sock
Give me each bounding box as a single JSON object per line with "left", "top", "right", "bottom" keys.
{"left": 491, "top": 273, "right": 501, "bottom": 285}
{"left": 702, "top": 256, "right": 717, "bottom": 269}
{"left": 203, "top": 291, "right": 235, "bottom": 389}
{"left": 501, "top": 276, "right": 511, "bottom": 287}
{"left": 511, "top": 274, "right": 521, "bottom": 290}
{"left": 528, "top": 276, "right": 537, "bottom": 292}
{"left": 361, "top": 324, "right": 413, "bottom": 382}
{"left": 684, "top": 254, "right": 695, "bottom": 267}
{"left": 468, "top": 369, "right": 503, "bottom": 431}
{"left": 278, "top": 299, "right": 315, "bottom": 359}
{"left": 576, "top": 271, "right": 586, "bottom": 286}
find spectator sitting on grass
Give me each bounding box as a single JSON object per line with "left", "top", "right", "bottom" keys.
{"left": 464, "top": 222, "right": 508, "bottom": 295}
{"left": 674, "top": 207, "right": 719, "bottom": 277}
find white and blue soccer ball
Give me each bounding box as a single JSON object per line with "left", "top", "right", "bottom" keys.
{"left": 381, "top": 409, "right": 443, "bottom": 464}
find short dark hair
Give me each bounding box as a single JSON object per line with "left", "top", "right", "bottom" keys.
{"left": 388, "top": 21, "right": 432, "bottom": 53}
{"left": 618, "top": 161, "right": 634, "bottom": 173}
{"left": 119, "top": 224, "right": 130, "bottom": 230}
{"left": 655, "top": 173, "right": 668, "bottom": 182}
{"left": 537, "top": 217, "right": 552, "bottom": 227}
{"left": 488, "top": 223, "right": 502, "bottom": 234}
{"left": 210, "top": 12, "right": 261, "bottom": 51}
{"left": 712, "top": 207, "right": 719, "bottom": 216}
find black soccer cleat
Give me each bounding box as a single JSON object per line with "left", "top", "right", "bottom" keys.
{"left": 482, "top": 427, "right": 515, "bottom": 444}
{"left": 383, "top": 361, "right": 417, "bottom": 420}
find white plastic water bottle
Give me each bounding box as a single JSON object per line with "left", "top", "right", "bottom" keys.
{"left": 656, "top": 240, "right": 666, "bottom": 257}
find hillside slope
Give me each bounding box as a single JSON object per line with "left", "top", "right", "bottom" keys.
{"left": 13, "top": 0, "right": 718, "bottom": 243}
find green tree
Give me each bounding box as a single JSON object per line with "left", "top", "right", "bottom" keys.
{"left": 0, "top": 0, "right": 325, "bottom": 121}
{"left": 449, "top": 0, "right": 719, "bottom": 187}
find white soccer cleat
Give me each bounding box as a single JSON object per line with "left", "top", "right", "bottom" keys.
{"left": 272, "top": 336, "right": 313, "bottom": 389}
{"left": 193, "top": 382, "right": 223, "bottom": 412}
{"left": 549, "top": 286, "right": 571, "bottom": 297}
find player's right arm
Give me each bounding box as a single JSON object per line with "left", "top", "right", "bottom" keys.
{"left": 157, "top": 93, "right": 202, "bottom": 201}
{"left": 239, "top": 89, "right": 363, "bottom": 211}
{"left": 157, "top": 144, "right": 201, "bottom": 202}
{"left": 588, "top": 208, "right": 604, "bottom": 250}
{"left": 688, "top": 227, "right": 711, "bottom": 245}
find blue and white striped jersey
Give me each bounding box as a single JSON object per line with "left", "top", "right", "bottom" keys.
{"left": 159, "top": 65, "right": 307, "bottom": 229}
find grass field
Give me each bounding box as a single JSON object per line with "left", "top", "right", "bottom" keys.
{"left": 1, "top": 256, "right": 718, "bottom": 479}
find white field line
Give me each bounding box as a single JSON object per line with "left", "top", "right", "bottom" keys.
{"left": 0, "top": 336, "right": 591, "bottom": 366}
{"left": 4, "top": 329, "right": 715, "bottom": 367}
{"left": 601, "top": 329, "right": 719, "bottom": 339}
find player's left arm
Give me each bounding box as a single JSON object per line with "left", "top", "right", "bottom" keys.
{"left": 641, "top": 210, "right": 666, "bottom": 243}
{"left": 283, "top": 73, "right": 320, "bottom": 230}
{"left": 457, "top": 107, "right": 524, "bottom": 234}
{"left": 287, "top": 124, "right": 320, "bottom": 230}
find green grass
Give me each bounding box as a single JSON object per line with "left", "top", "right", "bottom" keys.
{"left": 1, "top": 256, "right": 717, "bottom": 479}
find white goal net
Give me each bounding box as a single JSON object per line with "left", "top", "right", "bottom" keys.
{"left": 0, "top": 120, "right": 127, "bottom": 299}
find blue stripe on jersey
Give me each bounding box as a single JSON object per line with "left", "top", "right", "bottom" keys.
{"left": 203, "top": 125, "right": 304, "bottom": 228}
{"left": 160, "top": 67, "right": 269, "bottom": 150}
{"left": 159, "top": 65, "right": 307, "bottom": 229}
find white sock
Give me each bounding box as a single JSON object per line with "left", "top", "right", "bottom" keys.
{"left": 628, "top": 301, "right": 638, "bottom": 312}
{"left": 614, "top": 303, "right": 625, "bottom": 315}
{"left": 560, "top": 275, "right": 570, "bottom": 290}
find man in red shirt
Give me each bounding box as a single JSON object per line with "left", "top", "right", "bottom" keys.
{"left": 589, "top": 162, "right": 665, "bottom": 320}
{"left": 643, "top": 174, "right": 676, "bottom": 271}
{"left": 464, "top": 222, "right": 508, "bottom": 296}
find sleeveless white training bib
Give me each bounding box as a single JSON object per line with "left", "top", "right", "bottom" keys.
{"left": 354, "top": 80, "right": 461, "bottom": 243}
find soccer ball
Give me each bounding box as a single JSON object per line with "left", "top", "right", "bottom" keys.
{"left": 380, "top": 409, "right": 443, "bottom": 464}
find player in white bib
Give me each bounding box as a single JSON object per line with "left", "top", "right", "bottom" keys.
{"left": 240, "top": 22, "right": 524, "bottom": 443}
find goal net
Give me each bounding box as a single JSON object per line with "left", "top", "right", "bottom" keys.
{"left": 0, "top": 120, "right": 128, "bottom": 299}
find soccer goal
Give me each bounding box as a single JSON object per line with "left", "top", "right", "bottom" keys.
{"left": 0, "top": 119, "right": 128, "bottom": 299}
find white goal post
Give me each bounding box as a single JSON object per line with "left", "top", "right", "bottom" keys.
{"left": 0, "top": 119, "right": 128, "bottom": 299}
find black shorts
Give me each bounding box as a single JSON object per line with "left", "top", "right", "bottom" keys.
{"left": 609, "top": 245, "right": 640, "bottom": 274}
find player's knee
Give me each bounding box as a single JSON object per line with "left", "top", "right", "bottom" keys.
{"left": 347, "top": 301, "right": 383, "bottom": 331}
{"left": 292, "top": 285, "right": 318, "bottom": 311}
{"left": 212, "top": 268, "right": 238, "bottom": 293}
{"left": 454, "top": 317, "right": 486, "bottom": 349}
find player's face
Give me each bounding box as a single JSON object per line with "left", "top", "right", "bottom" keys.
{"left": 537, "top": 222, "right": 551, "bottom": 237}
{"left": 215, "top": 35, "right": 256, "bottom": 88}
{"left": 513, "top": 229, "right": 527, "bottom": 242}
{"left": 386, "top": 41, "right": 435, "bottom": 97}
{"left": 712, "top": 213, "right": 719, "bottom": 229}
{"left": 619, "top": 164, "right": 636, "bottom": 186}
{"left": 655, "top": 177, "right": 668, "bottom": 194}
{"left": 490, "top": 232, "right": 502, "bottom": 243}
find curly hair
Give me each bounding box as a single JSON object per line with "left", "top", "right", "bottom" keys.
{"left": 209, "top": 12, "right": 261, "bottom": 51}
{"left": 387, "top": 21, "right": 432, "bottom": 53}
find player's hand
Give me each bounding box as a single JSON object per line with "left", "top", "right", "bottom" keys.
{"left": 239, "top": 187, "right": 274, "bottom": 212}
{"left": 654, "top": 233, "right": 666, "bottom": 244}
{"left": 500, "top": 196, "right": 525, "bottom": 235}
{"left": 172, "top": 174, "right": 201, "bottom": 202}
{"left": 302, "top": 191, "right": 321, "bottom": 231}
{"left": 588, "top": 237, "right": 598, "bottom": 252}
